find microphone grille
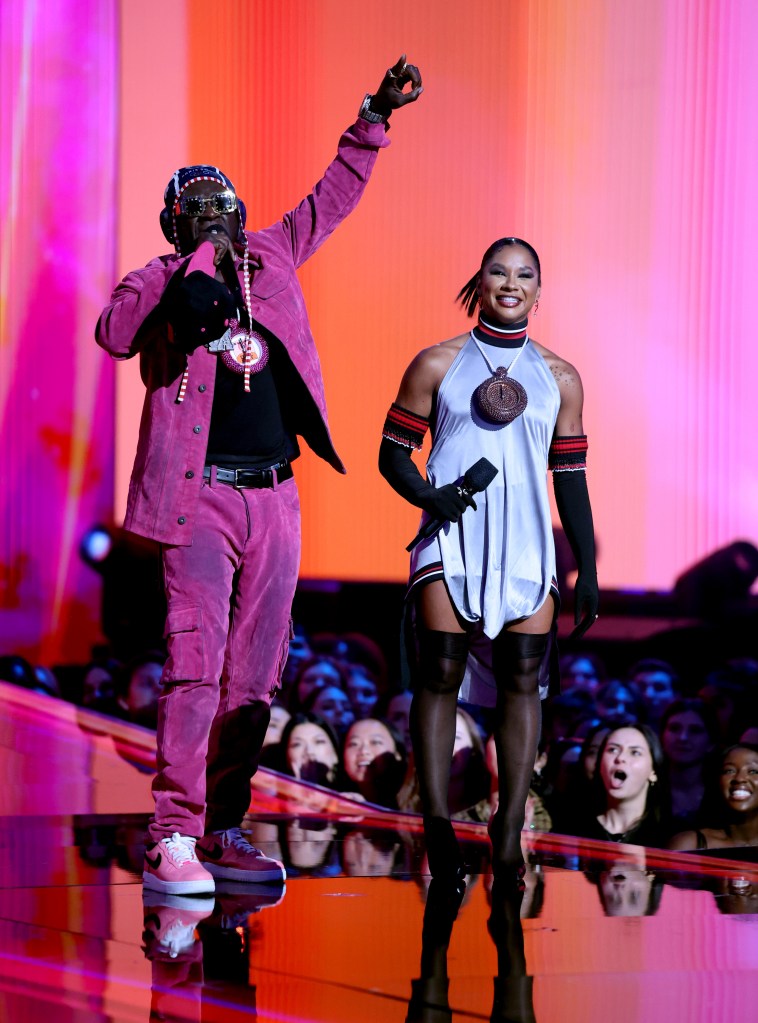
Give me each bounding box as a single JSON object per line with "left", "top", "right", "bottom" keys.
{"left": 463, "top": 457, "right": 498, "bottom": 492}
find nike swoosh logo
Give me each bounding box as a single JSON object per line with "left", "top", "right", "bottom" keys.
{"left": 145, "top": 851, "right": 162, "bottom": 869}
{"left": 199, "top": 843, "right": 224, "bottom": 861}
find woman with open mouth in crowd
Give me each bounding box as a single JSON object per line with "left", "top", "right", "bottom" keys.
{"left": 574, "top": 725, "right": 666, "bottom": 847}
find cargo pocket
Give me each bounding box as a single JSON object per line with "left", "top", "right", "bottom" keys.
{"left": 270, "top": 617, "right": 294, "bottom": 699}
{"left": 163, "top": 605, "right": 205, "bottom": 682}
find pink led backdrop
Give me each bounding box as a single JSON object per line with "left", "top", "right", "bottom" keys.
{"left": 115, "top": 0, "right": 758, "bottom": 591}
{"left": 0, "top": 0, "right": 118, "bottom": 662}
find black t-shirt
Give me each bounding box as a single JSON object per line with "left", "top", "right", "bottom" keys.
{"left": 206, "top": 316, "right": 309, "bottom": 470}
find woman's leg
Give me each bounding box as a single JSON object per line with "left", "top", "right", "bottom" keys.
{"left": 489, "top": 595, "right": 555, "bottom": 872}
{"left": 411, "top": 580, "right": 469, "bottom": 878}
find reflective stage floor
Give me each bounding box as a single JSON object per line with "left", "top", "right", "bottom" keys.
{"left": 1, "top": 681, "right": 758, "bottom": 1022}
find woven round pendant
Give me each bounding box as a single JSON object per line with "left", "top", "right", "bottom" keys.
{"left": 221, "top": 321, "right": 269, "bottom": 376}
{"left": 474, "top": 367, "right": 528, "bottom": 424}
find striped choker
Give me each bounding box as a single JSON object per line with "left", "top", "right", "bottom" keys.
{"left": 474, "top": 315, "right": 528, "bottom": 347}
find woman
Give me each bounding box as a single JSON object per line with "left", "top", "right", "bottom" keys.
{"left": 342, "top": 717, "right": 407, "bottom": 808}
{"left": 668, "top": 744, "right": 758, "bottom": 851}
{"left": 659, "top": 698, "right": 717, "bottom": 834}
{"left": 303, "top": 684, "right": 355, "bottom": 738}
{"left": 288, "top": 656, "right": 350, "bottom": 714}
{"left": 274, "top": 713, "right": 342, "bottom": 788}
{"left": 400, "top": 707, "right": 490, "bottom": 819}
{"left": 549, "top": 722, "right": 609, "bottom": 835}
{"left": 379, "top": 238, "right": 598, "bottom": 881}
{"left": 576, "top": 725, "right": 665, "bottom": 847}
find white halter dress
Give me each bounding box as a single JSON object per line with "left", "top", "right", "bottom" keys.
{"left": 408, "top": 334, "right": 561, "bottom": 704}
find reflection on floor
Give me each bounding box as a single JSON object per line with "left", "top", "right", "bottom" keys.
{"left": 1, "top": 681, "right": 757, "bottom": 1022}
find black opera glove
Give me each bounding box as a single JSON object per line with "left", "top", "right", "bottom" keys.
{"left": 552, "top": 468, "right": 599, "bottom": 626}
{"left": 378, "top": 438, "right": 474, "bottom": 521}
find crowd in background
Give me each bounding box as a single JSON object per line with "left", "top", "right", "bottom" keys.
{"left": 2, "top": 635, "right": 758, "bottom": 855}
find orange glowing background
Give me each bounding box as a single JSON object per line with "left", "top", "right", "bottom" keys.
{"left": 112, "top": 0, "right": 757, "bottom": 591}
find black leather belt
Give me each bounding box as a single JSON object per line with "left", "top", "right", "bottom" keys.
{"left": 203, "top": 461, "right": 293, "bottom": 489}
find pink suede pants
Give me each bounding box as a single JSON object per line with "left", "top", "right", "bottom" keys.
{"left": 149, "top": 472, "right": 300, "bottom": 842}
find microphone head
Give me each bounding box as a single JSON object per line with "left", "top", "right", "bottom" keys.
{"left": 463, "top": 457, "right": 498, "bottom": 493}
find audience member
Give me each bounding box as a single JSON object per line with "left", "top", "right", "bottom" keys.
{"left": 595, "top": 680, "right": 641, "bottom": 725}
{"left": 32, "top": 665, "right": 61, "bottom": 698}
{"left": 659, "top": 698, "right": 718, "bottom": 834}
{"left": 272, "top": 713, "right": 342, "bottom": 788}
{"left": 115, "top": 651, "right": 165, "bottom": 729}
{"left": 344, "top": 664, "right": 380, "bottom": 720}
{"left": 261, "top": 702, "right": 291, "bottom": 749}
{"left": 342, "top": 717, "right": 406, "bottom": 808}
{"left": 302, "top": 684, "right": 355, "bottom": 737}
{"left": 288, "top": 655, "right": 350, "bottom": 714}
{"left": 572, "top": 725, "right": 666, "bottom": 847}
{"left": 81, "top": 657, "right": 122, "bottom": 715}
{"left": 628, "top": 658, "right": 680, "bottom": 728}
{"left": 668, "top": 744, "right": 758, "bottom": 851}
{"left": 280, "top": 624, "right": 312, "bottom": 690}
{"left": 485, "top": 734, "right": 552, "bottom": 835}
{"left": 542, "top": 690, "right": 594, "bottom": 744}
{"left": 549, "top": 722, "right": 611, "bottom": 834}
{"left": 0, "top": 654, "right": 42, "bottom": 691}
{"left": 699, "top": 662, "right": 757, "bottom": 744}
{"left": 560, "top": 652, "right": 606, "bottom": 700}
{"left": 381, "top": 689, "right": 413, "bottom": 752}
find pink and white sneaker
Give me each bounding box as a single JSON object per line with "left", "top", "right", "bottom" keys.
{"left": 143, "top": 833, "right": 216, "bottom": 895}
{"left": 196, "top": 827, "right": 286, "bottom": 883}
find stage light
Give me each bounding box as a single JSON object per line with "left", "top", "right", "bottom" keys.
{"left": 80, "top": 525, "right": 113, "bottom": 567}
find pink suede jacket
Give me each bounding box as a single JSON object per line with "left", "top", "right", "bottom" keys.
{"left": 97, "top": 118, "right": 390, "bottom": 545}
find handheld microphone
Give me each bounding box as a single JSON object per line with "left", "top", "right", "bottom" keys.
{"left": 406, "top": 457, "right": 499, "bottom": 552}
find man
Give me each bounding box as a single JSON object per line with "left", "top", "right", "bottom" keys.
{"left": 97, "top": 57, "right": 422, "bottom": 895}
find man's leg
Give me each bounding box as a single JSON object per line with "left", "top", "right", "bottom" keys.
{"left": 144, "top": 483, "right": 245, "bottom": 894}
{"left": 198, "top": 477, "right": 301, "bottom": 883}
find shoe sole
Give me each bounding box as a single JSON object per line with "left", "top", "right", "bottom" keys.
{"left": 142, "top": 871, "right": 216, "bottom": 895}
{"left": 214, "top": 878, "right": 287, "bottom": 901}
{"left": 201, "top": 861, "right": 286, "bottom": 883}
{"left": 142, "top": 889, "right": 216, "bottom": 911}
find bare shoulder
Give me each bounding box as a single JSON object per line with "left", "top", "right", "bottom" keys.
{"left": 666, "top": 830, "right": 699, "bottom": 851}
{"left": 404, "top": 332, "right": 468, "bottom": 387}
{"left": 667, "top": 826, "right": 727, "bottom": 851}
{"left": 530, "top": 338, "right": 583, "bottom": 392}
{"left": 394, "top": 332, "right": 468, "bottom": 416}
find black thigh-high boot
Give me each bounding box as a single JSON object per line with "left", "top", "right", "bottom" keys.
{"left": 489, "top": 631, "right": 548, "bottom": 879}
{"left": 410, "top": 629, "right": 469, "bottom": 882}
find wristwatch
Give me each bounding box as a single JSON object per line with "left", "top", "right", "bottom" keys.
{"left": 358, "top": 93, "right": 387, "bottom": 123}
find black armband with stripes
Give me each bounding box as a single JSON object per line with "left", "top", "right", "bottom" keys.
{"left": 549, "top": 434, "right": 588, "bottom": 472}
{"left": 382, "top": 403, "right": 429, "bottom": 450}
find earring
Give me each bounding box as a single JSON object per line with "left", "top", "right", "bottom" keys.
{"left": 532, "top": 300, "right": 539, "bottom": 316}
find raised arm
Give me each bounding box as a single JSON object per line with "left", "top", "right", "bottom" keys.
{"left": 278, "top": 56, "right": 423, "bottom": 268}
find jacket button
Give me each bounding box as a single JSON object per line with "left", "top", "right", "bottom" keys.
{"left": 193, "top": 425, "right": 201, "bottom": 434}
{"left": 177, "top": 516, "right": 186, "bottom": 525}
{"left": 185, "top": 471, "right": 194, "bottom": 479}
{"left": 198, "top": 384, "right": 207, "bottom": 393}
